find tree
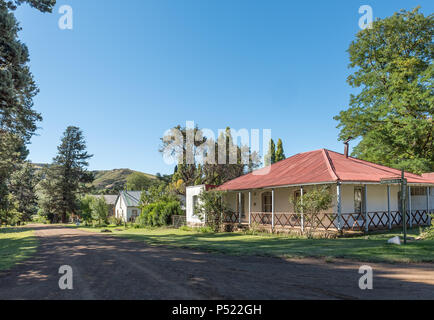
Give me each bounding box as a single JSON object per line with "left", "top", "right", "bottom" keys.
{"left": 0, "top": 0, "right": 55, "bottom": 217}
{"left": 275, "top": 139, "right": 286, "bottom": 162}
{"left": 79, "top": 195, "right": 94, "bottom": 224}
{"left": 334, "top": 8, "right": 434, "bottom": 174}
{"left": 0, "top": 131, "right": 27, "bottom": 211}
{"left": 161, "top": 125, "right": 260, "bottom": 193}
{"left": 195, "top": 190, "right": 233, "bottom": 232}
{"left": 291, "top": 186, "right": 333, "bottom": 234}
{"left": 126, "top": 172, "right": 154, "bottom": 191}
{"left": 264, "top": 139, "right": 276, "bottom": 166}
{"left": 39, "top": 126, "right": 93, "bottom": 223}
{"left": 90, "top": 196, "right": 108, "bottom": 225}
{"left": 8, "top": 162, "right": 39, "bottom": 221}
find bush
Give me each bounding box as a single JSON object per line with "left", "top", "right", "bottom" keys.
{"left": 31, "top": 214, "right": 49, "bottom": 224}
{"left": 108, "top": 216, "right": 123, "bottom": 226}
{"left": 137, "top": 200, "right": 183, "bottom": 227}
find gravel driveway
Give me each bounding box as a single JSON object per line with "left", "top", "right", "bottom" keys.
{"left": 0, "top": 225, "right": 433, "bottom": 300}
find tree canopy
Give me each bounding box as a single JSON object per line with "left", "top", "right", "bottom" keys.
{"left": 335, "top": 8, "right": 433, "bottom": 173}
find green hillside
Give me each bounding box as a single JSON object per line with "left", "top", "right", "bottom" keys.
{"left": 31, "top": 163, "right": 156, "bottom": 194}
{"left": 92, "top": 169, "right": 156, "bottom": 194}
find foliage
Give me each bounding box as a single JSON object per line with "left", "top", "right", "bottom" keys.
{"left": 195, "top": 190, "right": 234, "bottom": 232}
{"left": 140, "top": 183, "right": 178, "bottom": 206}
{"left": 31, "top": 213, "right": 49, "bottom": 224}
{"left": 108, "top": 215, "right": 123, "bottom": 226}
{"left": 38, "top": 126, "right": 93, "bottom": 223}
{"left": 264, "top": 139, "right": 275, "bottom": 166}
{"left": 90, "top": 196, "right": 109, "bottom": 225}
{"left": 8, "top": 162, "right": 39, "bottom": 221}
{"left": 126, "top": 171, "right": 155, "bottom": 191}
{"left": 335, "top": 8, "right": 434, "bottom": 173}
{"left": 0, "top": 194, "right": 21, "bottom": 225}
{"left": 291, "top": 186, "right": 333, "bottom": 233}
{"left": 79, "top": 195, "right": 94, "bottom": 224}
{"left": 137, "top": 200, "right": 182, "bottom": 227}
{"left": 275, "top": 139, "right": 286, "bottom": 162}
{"left": 161, "top": 125, "right": 260, "bottom": 194}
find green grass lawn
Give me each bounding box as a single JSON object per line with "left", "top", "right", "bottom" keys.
{"left": 73, "top": 225, "right": 434, "bottom": 264}
{"left": 0, "top": 227, "right": 39, "bottom": 271}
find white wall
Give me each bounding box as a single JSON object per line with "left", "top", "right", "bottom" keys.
{"left": 186, "top": 185, "right": 206, "bottom": 225}
{"left": 115, "top": 196, "right": 140, "bottom": 222}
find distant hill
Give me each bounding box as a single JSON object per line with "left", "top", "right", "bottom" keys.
{"left": 31, "top": 163, "right": 156, "bottom": 194}
{"left": 92, "top": 169, "right": 156, "bottom": 193}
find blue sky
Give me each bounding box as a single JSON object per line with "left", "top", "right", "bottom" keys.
{"left": 15, "top": 0, "right": 433, "bottom": 175}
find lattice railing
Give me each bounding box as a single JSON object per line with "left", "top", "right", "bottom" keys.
{"left": 223, "top": 209, "right": 431, "bottom": 231}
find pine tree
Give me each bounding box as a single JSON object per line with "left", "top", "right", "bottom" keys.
{"left": 8, "top": 162, "right": 39, "bottom": 221}
{"left": 40, "top": 126, "right": 93, "bottom": 223}
{"left": 275, "top": 139, "right": 286, "bottom": 162}
{"left": 265, "top": 139, "right": 276, "bottom": 166}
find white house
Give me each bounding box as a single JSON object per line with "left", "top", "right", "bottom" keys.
{"left": 115, "top": 191, "right": 142, "bottom": 222}
{"left": 186, "top": 185, "right": 215, "bottom": 226}
{"left": 186, "top": 149, "right": 434, "bottom": 231}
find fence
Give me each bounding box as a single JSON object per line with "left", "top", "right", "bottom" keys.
{"left": 223, "top": 210, "right": 432, "bottom": 231}
{"left": 172, "top": 215, "right": 187, "bottom": 228}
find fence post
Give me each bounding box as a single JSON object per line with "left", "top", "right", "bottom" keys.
{"left": 336, "top": 183, "right": 342, "bottom": 232}
{"left": 301, "top": 186, "right": 305, "bottom": 233}
{"left": 428, "top": 187, "right": 431, "bottom": 227}
{"left": 271, "top": 189, "right": 275, "bottom": 230}
{"left": 408, "top": 186, "right": 412, "bottom": 228}
{"left": 248, "top": 191, "right": 251, "bottom": 227}
{"left": 387, "top": 185, "right": 391, "bottom": 230}
{"left": 364, "top": 185, "right": 368, "bottom": 232}
{"left": 238, "top": 192, "right": 242, "bottom": 225}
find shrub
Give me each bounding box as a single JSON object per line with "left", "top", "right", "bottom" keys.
{"left": 108, "top": 216, "right": 123, "bottom": 226}
{"left": 31, "top": 214, "right": 49, "bottom": 224}
{"left": 137, "top": 200, "right": 183, "bottom": 227}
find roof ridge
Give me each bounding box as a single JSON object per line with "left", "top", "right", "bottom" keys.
{"left": 327, "top": 149, "right": 423, "bottom": 178}
{"left": 322, "top": 149, "right": 339, "bottom": 181}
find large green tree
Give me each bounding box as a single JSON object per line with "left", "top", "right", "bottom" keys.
{"left": 40, "top": 126, "right": 93, "bottom": 223}
{"left": 8, "top": 162, "right": 39, "bottom": 221}
{"left": 0, "top": 0, "right": 55, "bottom": 216}
{"left": 335, "top": 8, "right": 433, "bottom": 173}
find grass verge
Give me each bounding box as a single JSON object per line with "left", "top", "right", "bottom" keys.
{"left": 71, "top": 224, "right": 434, "bottom": 263}
{"left": 0, "top": 227, "right": 39, "bottom": 271}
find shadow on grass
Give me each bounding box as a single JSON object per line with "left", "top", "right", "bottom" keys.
{"left": 0, "top": 234, "right": 38, "bottom": 271}
{"left": 116, "top": 231, "right": 434, "bottom": 263}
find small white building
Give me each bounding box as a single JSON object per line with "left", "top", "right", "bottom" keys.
{"left": 186, "top": 185, "right": 215, "bottom": 226}
{"left": 186, "top": 149, "right": 434, "bottom": 231}
{"left": 115, "top": 191, "right": 142, "bottom": 222}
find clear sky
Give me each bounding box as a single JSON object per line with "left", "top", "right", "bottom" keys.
{"left": 15, "top": 0, "right": 433, "bottom": 175}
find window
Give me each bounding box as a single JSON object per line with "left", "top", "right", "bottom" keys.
{"left": 262, "top": 192, "right": 272, "bottom": 213}
{"left": 192, "top": 195, "right": 198, "bottom": 217}
{"left": 411, "top": 187, "right": 427, "bottom": 196}
{"left": 354, "top": 187, "right": 365, "bottom": 214}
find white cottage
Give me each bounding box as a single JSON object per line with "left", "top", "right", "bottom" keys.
{"left": 115, "top": 191, "right": 142, "bottom": 222}
{"left": 186, "top": 149, "right": 434, "bottom": 231}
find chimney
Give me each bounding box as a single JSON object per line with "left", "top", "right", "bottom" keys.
{"left": 344, "top": 137, "right": 353, "bottom": 158}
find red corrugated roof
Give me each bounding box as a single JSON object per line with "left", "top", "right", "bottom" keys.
{"left": 217, "top": 149, "right": 434, "bottom": 191}
{"left": 422, "top": 173, "right": 434, "bottom": 180}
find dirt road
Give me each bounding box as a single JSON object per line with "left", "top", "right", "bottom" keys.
{"left": 0, "top": 225, "right": 433, "bottom": 300}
